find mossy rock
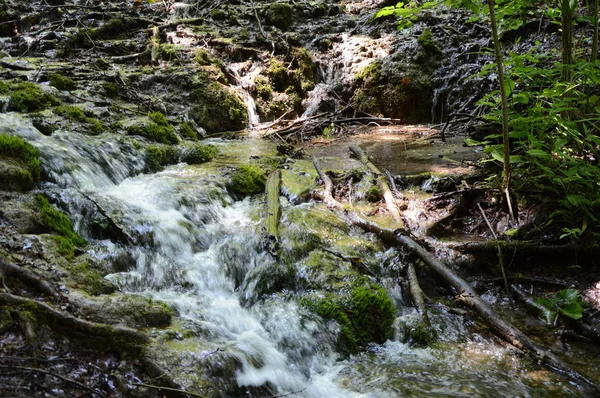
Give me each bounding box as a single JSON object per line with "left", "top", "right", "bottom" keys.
{"left": 266, "top": 58, "right": 290, "bottom": 92}
{"left": 365, "top": 185, "right": 382, "bottom": 202}
{"left": 70, "top": 259, "right": 116, "bottom": 295}
{"left": 181, "top": 143, "right": 218, "bottom": 165}
{"left": 35, "top": 195, "right": 86, "bottom": 248}
{"left": 49, "top": 74, "right": 77, "bottom": 91}
{"left": 264, "top": 3, "right": 294, "bottom": 30}
{"left": 0, "top": 134, "right": 41, "bottom": 191}
{"left": 145, "top": 144, "right": 179, "bottom": 173}
{"left": 53, "top": 105, "right": 105, "bottom": 135}
{"left": 179, "top": 122, "right": 199, "bottom": 141}
{"left": 229, "top": 164, "right": 266, "bottom": 196}
{"left": 8, "top": 82, "right": 60, "bottom": 112}
{"left": 190, "top": 73, "right": 247, "bottom": 133}
{"left": 301, "top": 284, "right": 395, "bottom": 355}
{"left": 127, "top": 112, "right": 179, "bottom": 144}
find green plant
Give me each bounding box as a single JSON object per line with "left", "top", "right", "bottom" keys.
{"left": 535, "top": 288, "right": 584, "bottom": 325}
{"left": 230, "top": 164, "right": 267, "bottom": 195}
{"left": 145, "top": 145, "right": 179, "bottom": 172}
{"left": 53, "top": 105, "right": 106, "bottom": 135}
{"left": 376, "top": 1, "right": 439, "bottom": 29}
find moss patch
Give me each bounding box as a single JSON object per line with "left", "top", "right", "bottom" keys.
{"left": 127, "top": 112, "right": 179, "bottom": 144}
{"left": 145, "top": 144, "right": 179, "bottom": 173}
{"left": 179, "top": 122, "right": 199, "bottom": 141}
{"left": 264, "top": 3, "right": 294, "bottom": 30}
{"left": 53, "top": 105, "right": 105, "bottom": 135}
{"left": 181, "top": 144, "right": 218, "bottom": 165}
{"left": 0, "top": 134, "right": 41, "bottom": 191}
{"left": 229, "top": 164, "right": 266, "bottom": 196}
{"left": 35, "top": 195, "right": 86, "bottom": 248}
{"left": 71, "top": 259, "right": 116, "bottom": 295}
{"left": 49, "top": 74, "right": 77, "bottom": 91}
{"left": 8, "top": 82, "right": 60, "bottom": 112}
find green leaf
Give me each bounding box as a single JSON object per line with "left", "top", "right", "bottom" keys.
{"left": 527, "top": 149, "right": 550, "bottom": 157}
{"left": 559, "top": 302, "right": 583, "bottom": 320}
{"left": 463, "top": 138, "right": 488, "bottom": 146}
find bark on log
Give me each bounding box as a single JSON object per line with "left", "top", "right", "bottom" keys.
{"left": 264, "top": 170, "right": 281, "bottom": 256}
{"left": 407, "top": 263, "right": 431, "bottom": 327}
{"left": 349, "top": 145, "right": 403, "bottom": 227}
{"left": 0, "top": 293, "right": 149, "bottom": 355}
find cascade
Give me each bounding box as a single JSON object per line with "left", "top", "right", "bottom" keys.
{"left": 228, "top": 62, "right": 261, "bottom": 127}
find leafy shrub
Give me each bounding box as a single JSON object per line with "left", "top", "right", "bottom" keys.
{"left": 181, "top": 144, "right": 218, "bottom": 165}
{"left": 230, "top": 164, "right": 266, "bottom": 195}
{"left": 0, "top": 134, "right": 41, "bottom": 190}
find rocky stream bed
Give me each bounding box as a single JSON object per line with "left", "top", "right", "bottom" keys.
{"left": 1, "top": 1, "right": 600, "bottom": 397}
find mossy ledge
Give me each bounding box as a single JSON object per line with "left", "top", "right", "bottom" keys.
{"left": 229, "top": 164, "right": 267, "bottom": 196}
{"left": 0, "top": 134, "right": 41, "bottom": 191}
{"left": 35, "top": 195, "right": 86, "bottom": 258}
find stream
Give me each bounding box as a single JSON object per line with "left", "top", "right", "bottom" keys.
{"left": 5, "top": 112, "right": 584, "bottom": 397}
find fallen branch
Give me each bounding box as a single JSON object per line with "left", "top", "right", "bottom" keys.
{"left": 321, "top": 248, "right": 375, "bottom": 277}
{"left": 349, "top": 144, "right": 404, "bottom": 228}
{"left": 407, "top": 263, "right": 431, "bottom": 327}
{"left": 264, "top": 170, "right": 281, "bottom": 256}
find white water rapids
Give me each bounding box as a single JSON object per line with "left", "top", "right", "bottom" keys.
{"left": 3, "top": 111, "right": 581, "bottom": 397}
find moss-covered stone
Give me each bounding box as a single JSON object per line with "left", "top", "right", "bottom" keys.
{"left": 181, "top": 143, "right": 218, "bottom": 165}
{"left": 102, "top": 82, "right": 120, "bottom": 98}
{"left": 266, "top": 58, "right": 290, "bottom": 92}
{"left": 0, "top": 134, "right": 41, "bottom": 191}
{"left": 8, "top": 82, "right": 60, "bottom": 112}
{"left": 264, "top": 3, "right": 294, "bottom": 30}
{"left": 127, "top": 114, "right": 179, "bottom": 144}
{"left": 255, "top": 76, "right": 273, "bottom": 101}
{"left": 190, "top": 72, "right": 247, "bottom": 133}
{"left": 179, "top": 122, "right": 198, "bottom": 141}
{"left": 49, "top": 74, "right": 77, "bottom": 91}
{"left": 365, "top": 185, "right": 382, "bottom": 202}
{"left": 291, "top": 47, "right": 315, "bottom": 95}
{"left": 71, "top": 260, "right": 116, "bottom": 295}
{"left": 229, "top": 164, "right": 266, "bottom": 195}
{"left": 53, "top": 105, "right": 106, "bottom": 135}
{"left": 35, "top": 195, "right": 86, "bottom": 248}
{"left": 145, "top": 144, "right": 179, "bottom": 173}
{"left": 407, "top": 323, "right": 439, "bottom": 347}
{"left": 193, "top": 49, "right": 212, "bottom": 66}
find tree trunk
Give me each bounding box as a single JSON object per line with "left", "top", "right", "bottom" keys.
{"left": 264, "top": 170, "right": 281, "bottom": 256}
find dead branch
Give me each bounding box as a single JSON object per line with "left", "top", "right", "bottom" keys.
{"left": 407, "top": 263, "right": 431, "bottom": 326}
{"left": 264, "top": 170, "right": 282, "bottom": 256}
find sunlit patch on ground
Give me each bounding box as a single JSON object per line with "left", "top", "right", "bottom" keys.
{"left": 584, "top": 281, "right": 600, "bottom": 310}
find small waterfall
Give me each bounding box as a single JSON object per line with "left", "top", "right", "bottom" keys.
{"left": 228, "top": 62, "right": 261, "bottom": 127}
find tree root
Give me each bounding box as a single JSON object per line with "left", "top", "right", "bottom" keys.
{"left": 0, "top": 257, "right": 58, "bottom": 298}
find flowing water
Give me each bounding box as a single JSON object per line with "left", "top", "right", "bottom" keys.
{"left": 6, "top": 112, "right": 586, "bottom": 397}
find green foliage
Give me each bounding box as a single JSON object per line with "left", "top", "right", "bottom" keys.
{"left": 0, "top": 134, "right": 41, "bottom": 190}
{"left": 179, "top": 122, "right": 199, "bottom": 141}
{"left": 145, "top": 145, "right": 179, "bottom": 173}
{"left": 49, "top": 74, "right": 77, "bottom": 91}
{"left": 376, "top": 1, "right": 439, "bottom": 29}
{"left": 8, "top": 82, "right": 60, "bottom": 112}
{"left": 35, "top": 195, "right": 86, "bottom": 248}
{"left": 230, "top": 164, "right": 267, "bottom": 195}
{"left": 193, "top": 49, "right": 212, "bottom": 65}
{"left": 181, "top": 144, "right": 218, "bottom": 165}
{"left": 535, "top": 288, "right": 584, "bottom": 325}
{"left": 477, "top": 53, "right": 600, "bottom": 235}
{"left": 127, "top": 113, "right": 179, "bottom": 144}
{"left": 255, "top": 76, "right": 273, "bottom": 100}
{"left": 0, "top": 80, "right": 9, "bottom": 94}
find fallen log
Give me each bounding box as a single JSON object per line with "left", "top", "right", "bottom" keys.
{"left": 264, "top": 170, "right": 281, "bottom": 256}
{"left": 407, "top": 263, "right": 431, "bottom": 327}
{"left": 311, "top": 157, "right": 598, "bottom": 391}
{"left": 349, "top": 145, "right": 403, "bottom": 228}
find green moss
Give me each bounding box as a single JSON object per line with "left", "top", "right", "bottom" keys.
{"left": 417, "top": 29, "right": 441, "bottom": 55}
{"left": 49, "top": 74, "right": 77, "bottom": 91}
{"left": 72, "top": 260, "right": 116, "bottom": 295}
{"left": 255, "top": 76, "right": 273, "bottom": 101}
{"left": 9, "top": 82, "right": 60, "bottom": 112}
{"left": 264, "top": 3, "right": 293, "bottom": 30}
{"left": 53, "top": 105, "right": 106, "bottom": 135}
{"left": 211, "top": 7, "right": 228, "bottom": 21}
{"left": 35, "top": 195, "right": 86, "bottom": 247}
{"left": 266, "top": 58, "right": 290, "bottom": 92}
{"left": 145, "top": 144, "right": 179, "bottom": 172}
{"left": 408, "top": 324, "right": 438, "bottom": 347}
{"left": 127, "top": 117, "right": 179, "bottom": 144}
{"left": 179, "top": 122, "right": 198, "bottom": 141}
{"left": 354, "top": 60, "right": 384, "bottom": 86}
{"left": 0, "top": 308, "right": 12, "bottom": 331}
{"left": 193, "top": 49, "right": 212, "bottom": 66}
{"left": 365, "top": 185, "right": 382, "bottom": 202}
{"left": 102, "top": 82, "right": 119, "bottom": 98}
{"left": 55, "top": 235, "right": 76, "bottom": 259}
{"left": 230, "top": 164, "right": 266, "bottom": 196}
{"left": 0, "top": 80, "right": 9, "bottom": 94}
{"left": 0, "top": 134, "right": 41, "bottom": 190}
{"left": 291, "top": 47, "right": 315, "bottom": 94}
{"left": 181, "top": 144, "right": 218, "bottom": 165}
{"left": 302, "top": 295, "right": 358, "bottom": 354}
{"left": 350, "top": 284, "right": 395, "bottom": 345}
{"left": 160, "top": 44, "right": 185, "bottom": 61}
{"left": 190, "top": 72, "right": 247, "bottom": 133}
